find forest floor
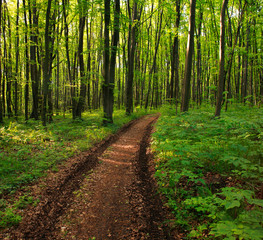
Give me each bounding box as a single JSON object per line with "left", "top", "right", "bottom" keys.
{"left": 1, "top": 114, "right": 178, "bottom": 240}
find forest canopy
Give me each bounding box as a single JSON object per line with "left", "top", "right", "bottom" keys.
{"left": 0, "top": 0, "right": 262, "bottom": 124}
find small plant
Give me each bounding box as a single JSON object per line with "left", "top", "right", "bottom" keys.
{"left": 152, "top": 105, "right": 263, "bottom": 238}
{"left": 14, "top": 194, "right": 34, "bottom": 209}
{"left": 0, "top": 208, "right": 22, "bottom": 228}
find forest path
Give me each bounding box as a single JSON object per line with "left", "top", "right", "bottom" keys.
{"left": 10, "top": 114, "right": 172, "bottom": 240}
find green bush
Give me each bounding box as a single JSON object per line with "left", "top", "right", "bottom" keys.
{"left": 152, "top": 105, "right": 263, "bottom": 239}
{"left": 0, "top": 109, "right": 152, "bottom": 228}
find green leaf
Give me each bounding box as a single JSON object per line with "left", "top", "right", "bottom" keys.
{"left": 248, "top": 199, "right": 263, "bottom": 207}
{"left": 225, "top": 200, "right": 240, "bottom": 210}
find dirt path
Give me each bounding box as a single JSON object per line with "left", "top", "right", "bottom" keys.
{"left": 7, "top": 114, "right": 172, "bottom": 240}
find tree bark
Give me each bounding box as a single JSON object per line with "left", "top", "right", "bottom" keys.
{"left": 196, "top": 8, "right": 202, "bottom": 106}
{"left": 0, "top": 0, "right": 3, "bottom": 123}
{"left": 102, "top": 0, "right": 111, "bottom": 122}
{"left": 14, "top": 0, "right": 19, "bottom": 120}
{"left": 181, "top": 0, "right": 196, "bottom": 112}
{"left": 126, "top": 0, "right": 138, "bottom": 115}
{"left": 170, "top": 0, "right": 180, "bottom": 109}
{"left": 145, "top": 6, "right": 163, "bottom": 110}
{"left": 215, "top": 0, "right": 229, "bottom": 117}
{"left": 42, "top": 0, "right": 53, "bottom": 126}
{"left": 29, "top": 0, "right": 40, "bottom": 120}
{"left": 107, "top": 0, "right": 120, "bottom": 122}
{"left": 62, "top": 0, "right": 77, "bottom": 119}
{"left": 23, "top": 0, "right": 29, "bottom": 121}
{"left": 76, "top": 0, "right": 87, "bottom": 119}
{"left": 241, "top": 7, "right": 249, "bottom": 104}
{"left": 6, "top": 6, "right": 12, "bottom": 118}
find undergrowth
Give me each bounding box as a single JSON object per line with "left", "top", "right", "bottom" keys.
{"left": 0, "top": 109, "right": 151, "bottom": 228}
{"left": 152, "top": 105, "right": 263, "bottom": 239}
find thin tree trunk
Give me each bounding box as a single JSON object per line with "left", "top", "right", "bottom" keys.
{"left": 215, "top": 0, "right": 229, "bottom": 117}
{"left": 141, "top": 4, "right": 153, "bottom": 108}
{"left": 14, "top": 0, "right": 19, "bottom": 120}
{"left": 196, "top": 8, "right": 202, "bottom": 106}
{"left": 107, "top": 0, "right": 120, "bottom": 122}
{"left": 86, "top": 19, "right": 91, "bottom": 111}
{"left": 170, "top": 0, "right": 180, "bottom": 107}
{"left": 102, "top": 0, "right": 111, "bottom": 122}
{"left": 6, "top": 6, "right": 12, "bottom": 118}
{"left": 225, "top": 7, "right": 232, "bottom": 112}
{"left": 0, "top": 0, "right": 3, "bottom": 123}
{"left": 62, "top": 0, "right": 76, "bottom": 119}
{"left": 42, "top": 0, "right": 53, "bottom": 126}
{"left": 23, "top": 0, "right": 29, "bottom": 121}
{"left": 29, "top": 0, "right": 39, "bottom": 120}
{"left": 241, "top": 7, "right": 249, "bottom": 104}
{"left": 56, "top": 23, "right": 60, "bottom": 114}
{"left": 145, "top": 6, "right": 163, "bottom": 110}
{"left": 2, "top": 2, "right": 6, "bottom": 118}
{"left": 76, "top": 2, "right": 86, "bottom": 119}
{"left": 126, "top": 0, "right": 139, "bottom": 115}
{"left": 181, "top": 0, "right": 196, "bottom": 112}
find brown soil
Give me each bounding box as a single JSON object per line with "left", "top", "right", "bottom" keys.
{"left": 2, "top": 114, "right": 175, "bottom": 240}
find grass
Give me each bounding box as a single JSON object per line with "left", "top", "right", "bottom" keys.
{"left": 152, "top": 104, "right": 263, "bottom": 239}
{"left": 0, "top": 109, "right": 154, "bottom": 228}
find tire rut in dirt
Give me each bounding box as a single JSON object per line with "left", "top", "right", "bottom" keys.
{"left": 129, "top": 116, "right": 172, "bottom": 240}
{"left": 10, "top": 117, "right": 141, "bottom": 240}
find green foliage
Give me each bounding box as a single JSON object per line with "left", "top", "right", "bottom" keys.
{"left": 0, "top": 208, "right": 22, "bottom": 228}
{"left": 0, "top": 110, "right": 146, "bottom": 195}
{"left": 153, "top": 105, "right": 263, "bottom": 239}
{"left": 0, "top": 109, "right": 150, "bottom": 228}
{"left": 14, "top": 195, "right": 34, "bottom": 209}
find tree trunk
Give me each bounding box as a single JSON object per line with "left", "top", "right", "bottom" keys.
{"left": 181, "top": 0, "right": 196, "bottom": 112}
{"left": 42, "top": 0, "right": 53, "bottom": 126}
{"left": 126, "top": 0, "right": 139, "bottom": 115}
{"left": 0, "top": 0, "right": 3, "bottom": 123}
{"left": 107, "top": 0, "right": 120, "bottom": 122}
{"left": 86, "top": 19, "right": 92, "bottom": 111}
{"left": 76, "top": 0, "right": 87, "bottom": 119}
{"left": 6, "top": 8, "right": 12, "bottom": 118}
{"left": 170, "top": 0, "right": 180, "bottom": 108}
{"left": 196, "top": 8, "right": 202, "bottom": 106}
{"left": 145, "top": 6, "right": 163, "bottom": 110}
{"left": 141, "top": 4, "right": 153, "bottom": 108}
{"left": 23, "top": 0, "right": 29, "bottom": 121}
{"left": 29, "top": 0, "right": 39, "bottom": 120}
{"left": 102, "top": 0, "right": 111, "bottom": 122}
{"left": 56, "top": 23, "right": 60, "bottom": 114}
{"left": 14, "top": 0, "right": 19, "bottom": 120}
{"left": 241, "top": 10, "right": 250, "bottom": 104}
{"left": 215, "top": 0, "right": 229, "bottom": 117}
{"left": 225, "top": 8, "right": 232, "bottom": 112}
{"left": 62, "top": 0, "right": 76, "bottom": 119}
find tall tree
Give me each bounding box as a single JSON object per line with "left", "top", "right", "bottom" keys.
{"left": 241, "top": 5, "right": 249, "bottom": 104}
{"left": 62, "top": 0, "right": 76, "bottom": 119}
{"left": 215, "top": 0, "right": 229, "bottom": 117}
{"left": 23, "top": 0, "right": 29, "bottom": 121}
{"left": 103, "top": 0, "right": 120, "bottom": 123}
{"left": 172, "top": 0, "right": 180, "bottom": 112}
{"left": 6, "top": 3, "right": 12, "bottom": 118}
{"left": 126, "top": 0, "right": 142, "bottom": 115}
{"left": 75, "top": 0, "right": 87, "bottom": 119}
{"left": 29, "top": 0, "right": 40, "bottom": 120}
{"left": 196, "top": 6, "right": 202, "bottom": 106}
{"left": 14, "top": 0, "right": 19, "bottom": 120}
{"left": 42, "top": 0, "right": 55, "bottom": 126}
{"left": 103, "top": 0, "right": 111, "bottom": 122}
{"left": 181, "top": 0, "right": 196, "bottom": 112}
{"left": 0, "top": 0, "right": 3, "bottom": 123}
{"left": 145, "top": 3, "right": 163, "bottom": 110}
